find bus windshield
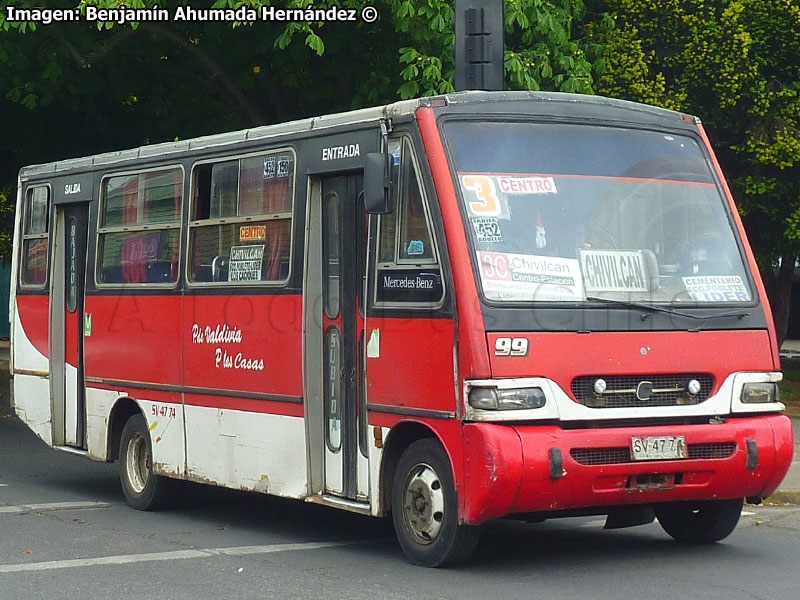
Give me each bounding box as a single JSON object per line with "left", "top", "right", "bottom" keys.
{"left": 443, "top": 121, "right": 753, "bottom": 305}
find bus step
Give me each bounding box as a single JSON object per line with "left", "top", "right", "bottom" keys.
{"left": 53, "top": 445, "right": 89, "bottom": 457}
{"left": 305, "top": 494, "right": 372, "bottom": 516}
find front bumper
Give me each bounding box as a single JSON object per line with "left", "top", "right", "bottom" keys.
{"left": 461, "top": 414, "right": 793, "bottom": 525}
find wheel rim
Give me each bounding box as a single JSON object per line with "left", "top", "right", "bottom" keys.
{"left": 402, "top": 463, "right": 445, "bottom": 544}
{"left": 125, "top": 432, "right": 150, "bottom": 494}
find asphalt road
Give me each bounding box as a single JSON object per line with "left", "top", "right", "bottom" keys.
{"left": 2, "top": 413, "right": 800, "bottom": 600}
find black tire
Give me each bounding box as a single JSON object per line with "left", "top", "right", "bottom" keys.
{"left": 654, "top": 497, "right": 744, "bottom": 543}
{"left": 119, "top": 414, "right": 173, "bottom": 510}
{"left": 392, "top": 439, "right": 480, "bottom": 567}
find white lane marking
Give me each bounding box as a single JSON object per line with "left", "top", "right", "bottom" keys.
{"left": 741, "top": 511, "right": 756, "bottom": 516}
{"left": 0, "top": 501, "right": 111, "bottom": 514}
{"left": 0, "top": 484, "right": 8, "bottom": 487}
{"left": 0, "top": 542, "right": 347, "bottom": 573}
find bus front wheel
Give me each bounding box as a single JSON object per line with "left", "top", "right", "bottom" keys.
{"left": 119, "top": 414, "right": 172, "bottom": 510}
{"left": 654, "top": 497, "right": 743, "bottom": 543}
{"left": 391, "top": 439, "right": 480, "bottom": 567}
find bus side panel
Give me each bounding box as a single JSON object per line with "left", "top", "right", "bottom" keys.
{"left": 13, "top": 374, "right": 52, "bottom": 445}
{"left": 84, "top": 294, "right": 183, "bottom": 385}
{"left": 182, "top": 293, "right": 307, "bottom": 497}
{"left": 182, "top": 403, "right": 308, "bottom": 497}
{"left": 84, "top": 293, "right": 185, "bottom": 474}
{"left": 13, "top": 295, "right": 52, "bottom": 443}
{"left": 14, "top": 294, "right": 50, "bottom": 366}
{"left": 366, "top": 316, "right": 457, "bottom": 413}
{"left": 181, "top": 293, "right": 303, "bottom": 399}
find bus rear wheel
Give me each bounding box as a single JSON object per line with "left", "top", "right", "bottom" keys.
{"left": 119, "top": 414, "right": 172, "bottom": 510}
{"left": 391, "top": 439, "right": 480, "bottom": 567}
{"left": 654, "top": 497, "right": 743, "bottom": 543}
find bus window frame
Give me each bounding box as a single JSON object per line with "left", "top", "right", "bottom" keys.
{"left": 185, "top": 147, "right": 296, "bottom": 289}
{"left": 19, "top": 183, "right": 52, "bottom": 291}
{"left": 372, "top": 135, "right": 446, "bottom": 310}
{"left": 95, "top": 164, "right": 186, "bottom": 290}
{"left": 394, "top": 138, "right": 438, "bottom": 267}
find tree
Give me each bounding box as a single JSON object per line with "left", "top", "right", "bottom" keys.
{"left": 0, "top": 188, "right": 12, "bottom": 260}
{"left": 589, "top": 0, "right": 800, "bottom": 344}
{"left": 0, "top": 1, "right": 604, "bottom": 255}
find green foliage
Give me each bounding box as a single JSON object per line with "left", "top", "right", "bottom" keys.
{"left": 0, "top": 0, "right": 606, "bottom": 276}
{"left": 1, "top": 1, "right": 604, "bottom": 117}
{"left": 0, "top": 1, "right": 605, "bottom": 188}
{"left": 590, "top": 0, "right": 800, "bottom": 266}
{"left": 389, "top": 0, "right": 598, "bottom": 98}
{"left": 0, "top": 188, "right": 13, "bottom": 261}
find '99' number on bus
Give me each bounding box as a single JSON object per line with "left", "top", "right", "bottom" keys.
{"left": 494, "top": 337, "right": 529, "bottom": 356}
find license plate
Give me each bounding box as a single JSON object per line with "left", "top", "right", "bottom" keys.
{"left": 630, "top": 435, "right": 686, "bottom": 461}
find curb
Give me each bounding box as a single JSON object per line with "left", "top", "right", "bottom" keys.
{"left": 763, "top": 491, "right": 800, "bottom": 506}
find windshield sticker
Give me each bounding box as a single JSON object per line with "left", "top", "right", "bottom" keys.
{"left": 407, "top": 240, "right": 425, "bottom": 256}
{"left": 580, "top": 250, "right": 648, "bottom": 292}
{"left": 682, "top": 276, "right": 750, "bottom": 302}
{"left": 497, "top": 176, "right": 557, "bottom": 195}
{"left": 471, "top": 217, "right": 503, "bottom": 243}
{"left": 228, "top": 244, "right": 265, "bottom": 282}
{"left": 478, "top": 251, "right": 584, "bottom": 301}
{"left": 461, "top": 175, "right": 507, "bottom": 217}
{"left": 240, "top": 225, "right": 266, "bottom": 242}
{"left": 263, "top": 157, "right": 276, "bottom": 179}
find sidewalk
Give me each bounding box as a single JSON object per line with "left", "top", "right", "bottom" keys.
{"left": 780, "top": 339, "right": 800, "bottom": 359}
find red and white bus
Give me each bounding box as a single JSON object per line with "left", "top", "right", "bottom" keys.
{"left": 10, "top": 91, "right": 794, "bottom": 566}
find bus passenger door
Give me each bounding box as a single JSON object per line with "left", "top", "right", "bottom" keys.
{"left": 307, "top": 174, "right": 367, "bottom": 501}
{"left": 50, "top": 202, "right": 89, "bottom": 448}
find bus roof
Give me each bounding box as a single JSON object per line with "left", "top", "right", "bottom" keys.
{"left": 18, "top": 91, "right": 689, "bottom": 179}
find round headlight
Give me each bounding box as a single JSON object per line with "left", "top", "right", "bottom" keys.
{"left": 468, "top": 387, "right": 498, "bottom": 410}
{"left": 594, "top": 378, "right": 607, "bottom": 394}
{"left": 687, "top": 379, "right": 701, "bottom": 395}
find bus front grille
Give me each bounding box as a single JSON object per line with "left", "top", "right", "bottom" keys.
{"left": 569, "top": 442, "right": 737, "bottom": 466}
{"left": 570, "top": 373, "right": 714, "bottom": 408}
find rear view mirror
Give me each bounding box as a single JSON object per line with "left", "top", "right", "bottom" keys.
{"left": 364, "top": 152, "right": 393, "bottom": 214}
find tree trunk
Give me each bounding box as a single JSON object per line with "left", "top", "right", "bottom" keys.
{"left": 760, "top": 257, "right": 796, "bottom": 348}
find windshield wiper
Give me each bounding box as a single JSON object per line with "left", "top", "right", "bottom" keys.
{"left": 584, "top": 296, "right": 751, "bottom": 320}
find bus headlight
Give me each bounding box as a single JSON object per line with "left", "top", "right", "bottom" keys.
{"left": 740, "top": 382, "right": 778, "bottom": 404}
{"left": 468, "top": 387, "right": 546, "bottom": 410}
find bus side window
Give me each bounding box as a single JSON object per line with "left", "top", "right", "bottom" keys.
{"left": 20, "top": 185, "right": 50, "bottom": 287}
{"left": 96, "top": 168, "right": 183, "bottom": 286}
{"left": 188, "top": 150, "right": 294, "bottom": 285}
{"left": 374, "top": 138, "right": 444, "bottom": 307}
{"left": 398, "top": 152, "right": 435, "bottom": 262}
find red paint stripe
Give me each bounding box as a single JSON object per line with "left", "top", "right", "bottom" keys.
{"left": 183, "top": 393, "right": 304, "bottom": 417}
{"left": 697, "top": 124, "right": 779, "bottom": 368}
{"left": 417, "top": 106, "right": 490, "bottom": 378}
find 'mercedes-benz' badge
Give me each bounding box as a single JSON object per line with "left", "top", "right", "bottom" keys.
{"left": 636, "top": 381, "right": 653, "bottom": 401}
